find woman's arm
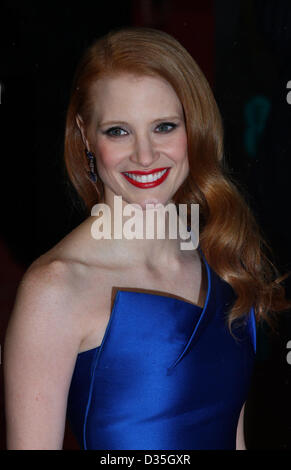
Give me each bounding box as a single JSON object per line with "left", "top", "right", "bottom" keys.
{"left": 4, "top": 261, "right": 81, "bottom": 449}
{"left": 236, "top": 402, "right": 246, "bottom": 450}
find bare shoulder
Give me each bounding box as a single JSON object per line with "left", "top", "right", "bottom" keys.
{"left": 23, "top": 251, "right": 82, "bottom": 302}
{"left": 21, "top": 255, "right": 74, "bottom": 297}
{"left": 6, "top": 218, "right": 98, "bottom": 354}
{"left": 16, "top": 216, "right": 99, "bottom": 310}
{"left": 15, "top": 250, "right": 78, "bottom": 311}
{"left": 5, "top": 256, "right": 82, "bottom": 358}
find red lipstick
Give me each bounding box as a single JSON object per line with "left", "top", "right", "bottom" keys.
{"left": 121, "top": 167, "right": 170, "bottom": 189}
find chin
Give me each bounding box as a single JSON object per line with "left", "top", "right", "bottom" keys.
{"left": 141, "top": 198, "right": 161, "bottom": 208}
{"left": 135, "top": 196, "right": 176, "bottom": 211}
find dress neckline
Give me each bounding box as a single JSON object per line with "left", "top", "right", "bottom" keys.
{"left": 77, "top": 246, "right": 211, "bottom": 357}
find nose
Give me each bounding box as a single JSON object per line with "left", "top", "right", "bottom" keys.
{"left": 130, "top": 134, "right": 159, "bottom": 168}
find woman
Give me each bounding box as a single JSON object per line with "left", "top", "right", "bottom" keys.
{"left": 4, "top": 27, "right": 289, "bottom": 450}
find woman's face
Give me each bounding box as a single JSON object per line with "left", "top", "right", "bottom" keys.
{"left": 84, "top": 73, "right": 189, "bottom": 209}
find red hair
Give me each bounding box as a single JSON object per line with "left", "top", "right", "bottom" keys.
{"left": 64, "top": 26, "right": 290, "bottom": 331}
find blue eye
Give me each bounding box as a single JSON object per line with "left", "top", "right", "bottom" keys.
{"left": 156, "top": 122, "right": 177, "bottom": 133}
{"left": 105, "top": 127, "right": 128, "bottom": 137}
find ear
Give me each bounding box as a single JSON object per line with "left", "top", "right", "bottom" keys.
{"left": 76, "top": 113, "right": 90, "bottom": 150}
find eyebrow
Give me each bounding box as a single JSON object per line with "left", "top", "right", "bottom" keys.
{"left": 98, "top": 116, "right": 182, "bottom": 127}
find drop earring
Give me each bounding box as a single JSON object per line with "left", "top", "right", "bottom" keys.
{"left": 85, "top": 149, "right": 98, "bottom": 183}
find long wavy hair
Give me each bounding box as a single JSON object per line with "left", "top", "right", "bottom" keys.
{"left": 64, "top": 26, "right": 290, "bottom": 331}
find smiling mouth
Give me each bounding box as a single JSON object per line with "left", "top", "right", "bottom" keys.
{"left": 121, "top": 167, "right": 170, "bottom": 188}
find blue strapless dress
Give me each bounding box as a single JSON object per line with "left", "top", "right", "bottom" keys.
{"left": 66, "top": 250, "right": 256, "bottom": 450}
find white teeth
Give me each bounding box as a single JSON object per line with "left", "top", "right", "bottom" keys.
{"left": 124, "top": 169, "right": 167, "bottom": 183}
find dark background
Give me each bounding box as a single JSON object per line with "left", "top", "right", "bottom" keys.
{"left": 1, "top": 0, "right": 291, "bottom": 450}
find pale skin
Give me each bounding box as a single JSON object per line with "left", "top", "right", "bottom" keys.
{"left": 4, "top": 73, "right": 246, "bottom": 449}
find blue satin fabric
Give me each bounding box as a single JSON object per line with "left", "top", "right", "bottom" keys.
{"left": 66, "top": 251, "right": 256, "bottom": 450}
